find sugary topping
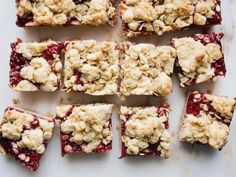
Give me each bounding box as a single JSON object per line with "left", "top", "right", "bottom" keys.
{"left": 56, "top": 104, "right": 113, "bottom": 153}
{"left": 0, "top": 108, "right": 54, "bottom": 154}
{"left": 179, "top": 91, "right": 236, "bottom": 149}
{"left": 120, "top": 106, "right": 170, "bottom": 158}
{"left": 64, "top": 40, "right": 119, "bottom": 95}
{"left": 120, "top": 42, "right": 176, "bottom": 96}
{"left": 16, "top": 0, "right": 116, "bottom": 26}
{"left": 205, "top": 94, "right": 236, "bottom": 121}
{"left": 120, "top": 0, "right": 221, "bottom": 37}
{"left": 179, "top": 112, "right": 229, "bottom": 149}
{"left": 173, "top": 36, "right": 224, "bottom": 87}
{"left": 11, "top": 40, "right": 62, "bottom": 91}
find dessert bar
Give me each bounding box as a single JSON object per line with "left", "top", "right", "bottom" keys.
{"left": 56, "top": 104, "right": 113, "bottom": 156}
{"left": 120, "top": 104, "right": 171, "bottom": 158}
{"left": 179, "top": 91, "right": 236, "bottom": 149}
{"left": 0, "top": 107, "right": 55, "bottom": 171}
{"left": 120, "top": 0, "right": 222, "bottom": 37}
{"left": 16, "top": 0, "right": 117, "bottom": 27}
{"left": 172, "top": 33, "right": 225, "bottom": 87}
{"left": 63, "top": 40, "right": 119, "bottom": 95}
{"left": 10, "top": 39, "right": 63, "bottom": 91}
{"left": 120, "top": 42, "right": 176, "bottom": 96}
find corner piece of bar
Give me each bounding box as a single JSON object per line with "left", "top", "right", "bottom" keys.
{"left": 179, "top": 91, "right": 236, "bottom": 149}
{"left": 172, "top": 33, "right": 225, "bottom": 87}
{"left": 0, "top": 107, "right": 55, "bottom": 171}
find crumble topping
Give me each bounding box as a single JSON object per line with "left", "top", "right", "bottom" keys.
{"left": 11, "top": 40, "right": 62, "bottom": 91}
{"left": 64, "top": 40, "right": 119, "bottom": 95}
{"left": 205, "top": 94, "right": 236, "bottom": 121}
{"left": 56, "top": 104, "right": 113, "bottom": 153}
{"left": 120, "top": 106, "right": 171, "bottom": 158}
{"left": 179, "top": 92, "right": 236, "bottom": 149}
{"left": 120, "top": 0, "right": 221, "bottom": 37}
{"left": 173, "top": 36, "right": 224, "bottom": 87}
{"left": 120, "top": 42, "right": 176, "bottom": 96}
{"left": 179, "top": 112, "right": 229, "bottom": 149}
{"left": 0, "top": 108, "right": 54, "bottom": 154}
{"left": 16, "top": 0, "right": 117, "bottom": 26}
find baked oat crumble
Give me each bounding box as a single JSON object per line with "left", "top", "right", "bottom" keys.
{"left": 172, "top": 33, "right": 225, "bottom": 87}
{"left": 16, "top": 0, "right": 117, "bottom": 27}
{"left": 120, "top": 42, "right": 176, "bottom": 96}
{"left": 0, "top": 107, "right": 55, "bottom": 171}
{"left": 10, "top": 39, "right": 63, "bottom": 91}
{"left": 179, "top": 91, "right": 236, "bottom": 149}
{"left": 56, "top": 104, "right": 113, "bottom": 155}
{"left": 64, "top": 40, "right": 119, "bottom": 95}
{"left": 120, "top": 105, "right": 171, "bottom": 158}
{"left": 120, "top": 0, "right": 222, "bottom": 37}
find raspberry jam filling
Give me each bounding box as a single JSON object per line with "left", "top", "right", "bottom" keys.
{"left": 0, "top": 139, "right": 46, "bottom": 171}
{"left": 60, "top": 109, "right": 112, "bottom": 156}
{"left": 10, "top": 40, "right": 29, "bottom": 87}
{"left": 16, "top": 13, "right": 34, "bottom": 27}
{"left": 186, "top": 92, "right": 230, "bottom": 125}
{"left": 74, "top": 70, "right": 84, "bottom": 86}
{"left": 120, "top": 105, "right": 170, "bottom": 158}
{"left": 42, "top": 43, "right": 64, "bottom": 61}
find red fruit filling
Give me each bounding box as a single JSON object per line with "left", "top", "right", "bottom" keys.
{"left": 186, "top": 92, "right": 231, "bottom": 126}
{"left": 0, "top": 138, "right": 46, "bottom": 171}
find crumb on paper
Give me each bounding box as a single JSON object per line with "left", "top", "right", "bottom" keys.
{"left": 12, "top": 98, "right": 20, "bottom": 105}
{"left": 58, "top": 97, "right": 65, "bottom": 105}
{"left": 46, "top": 112, "right": 54, "bottom": 118}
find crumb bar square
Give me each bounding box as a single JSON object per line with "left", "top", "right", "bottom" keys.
{"left": 16, "top": 0, "right": 117, "bottom": 27}
{"left": 0, "top": 107, "right": 55, "bottom": 171}
{"left": 120, "top": 0, "right": 222, "bottom": 37}
{"left": 179, "top": 91, "right": 236, "bottom": 149}
{"left": 120, "top": 104, "right": 171, "bottom": 158}
{"left": 120, "top": 42, "right": 176, "bottom": 96}
{"left": 10, "top": 39, "right": 63, "bottom": 91}
{"left": 56, "top": 104, "right": 113, "bottom": 156}
{"left": 63, "top": 40, "right": 119, "bottom": 95}
{"left": 172, "top": 33, "right": 226, "bottom": 87}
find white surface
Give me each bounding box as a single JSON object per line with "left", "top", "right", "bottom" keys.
{"left": 0, "top": 1, "right": 236, "bottom": 177}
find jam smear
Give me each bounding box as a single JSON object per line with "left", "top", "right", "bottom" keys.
{"left": 16, "top": 13, "right": 34, "bottom": 27}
